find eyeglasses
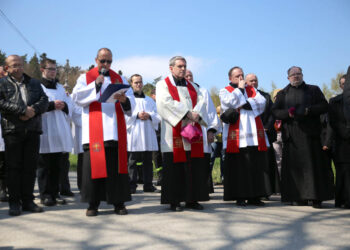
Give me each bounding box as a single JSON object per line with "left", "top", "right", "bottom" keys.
{"left": 289, "top": 73, "right": 302, "bottom": 77}
{"left": 45, "top": 67, "right": 57, "bottom": 71}
{"left": 99, "top": 59, "right": 112, "bottom": 64}
{"left": 8, "top": 65, "right": 24, "bottom": 69}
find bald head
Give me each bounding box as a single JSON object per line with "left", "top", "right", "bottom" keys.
{"left": 5, "top": 55, "right": 24, "bottom": 81}
{"left": 185, "top": 70, "right": 193, "bottom": 82}
{"left": 5, "top": 55, "right": 23, "bottom": 67}
{"left": 245, "top": 73, "right": 258, "bottom": 88}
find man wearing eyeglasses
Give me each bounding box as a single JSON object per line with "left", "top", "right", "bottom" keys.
{"left": 272, "top": 66, "right": 334, "bottom": 208}
{"left": 72, "top": 48, "right": 134, "bottom": 216}
{"left": 37, "top": 58, "right": 73, "bottom": 207}
{"left": 0, "top": 55, "right": 48, "bottom": 215}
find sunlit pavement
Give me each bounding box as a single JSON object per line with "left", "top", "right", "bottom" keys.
{"left": 1, "top": 172, "right": 349, "bottom": 250}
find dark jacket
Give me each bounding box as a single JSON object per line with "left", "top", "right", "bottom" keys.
{"left": 272, "top": 82, "right": 328, "bottom": 142}
{"left": 0, "top": 73, "right": 49, "bottom": 135}
{"left": 329, "top": 94, "right": 350, "bottom": 162}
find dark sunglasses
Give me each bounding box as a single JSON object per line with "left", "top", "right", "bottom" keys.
{"left": 99, "top": 59, "right": 112, "bottom": 64}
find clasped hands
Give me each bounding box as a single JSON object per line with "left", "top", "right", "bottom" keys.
{"left": 138, "top": 111, "right": 150, "bottom": 120}
{"left": 19, "top": 106, "right": 35, "bottom": 121}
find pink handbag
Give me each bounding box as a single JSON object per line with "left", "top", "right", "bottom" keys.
{"left": 181, "top": 123, "right": 202, "bottom": 144}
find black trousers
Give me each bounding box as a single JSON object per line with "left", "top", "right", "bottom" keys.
{"left": 4, "top": 132, "right": 40, "bottom": 204}
{"left": 0, "top": 151, "right": 6, "bottom": 191}
{"left": 37, "top": 152, "right": 63, "bottom": 199}
{"left": 128, "top": 151, "right": 154, "bottom": 189}
{"left": 59, "top": 152, "right": 72, "bottom": 193}
{"left": 77, "top": 153, "right": 84, "bottom": 191}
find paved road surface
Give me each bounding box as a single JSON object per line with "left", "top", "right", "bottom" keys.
{"left": 1, "top": 173, "right": 350, "bottom": 250}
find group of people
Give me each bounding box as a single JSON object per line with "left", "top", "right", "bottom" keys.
{"left": 0, "top": 47, "right": 349, "bottom": 217}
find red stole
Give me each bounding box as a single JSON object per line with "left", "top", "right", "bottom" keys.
{"left": 225, "top": 85, "right": 267, "bottom": 153}
{"left": 164, "top": 77, "right": 204, "bottom": 163}
{"left": 86, "top": 67, "right": 128, "bottom": 179}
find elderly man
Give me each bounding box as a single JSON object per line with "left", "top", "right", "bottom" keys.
{"left": 185, "top": 69, "right": 221, "bottom": 193}
{"left": 156, "top": 56, "right": 209, "bottom": 211}
{"left": 72, "top": 48, "right": 133, "bottom": 216}
{"left": 329, "top": 74, "right": 350, "bottom": 208}
{"left": 220, "top": 67, "right": 271, "bottom": 206}
{"left": 0, "top": 55, "right": 48, "bottom": 215}
{"left": 272, "top": 66, "right": 334, "bottom": 208}
{"left": 37, "top": 58, "right": 73, "bottom": 206}
{"left": 126, "top": 74, "right": 160, "bottom": 193}
{"left": 245, "top": 73, "right": 280, "bottom": 194}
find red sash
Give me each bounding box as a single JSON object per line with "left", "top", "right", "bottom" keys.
{"left": 225, "top": 85, "right": 267, "bottom": 153}
{"left": 164, "top": 77, "right": 204, "bottom": 163}
{"left": 86, "top": 67, "right": 128, "bottom": 179}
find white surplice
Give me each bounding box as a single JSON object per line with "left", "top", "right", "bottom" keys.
{"left": 126, "top": 94, "right": 160, "bottom": 152}
{"left": 72, "top": 73, "right": 134, "bottom": 145}
{"left": 219, "top": 86, "right": 270, "bottom": 149}
{"left": 70, "top": 98, "right": 83, "bottom": 154}
{"left": 39, "top": 83, "right": 73, "bottom": 153}
{"left": 156, "top": 75, "right": 208, "bottom": 153}
{"left": 199, "top": 86, "right": 222, "bottom": 153}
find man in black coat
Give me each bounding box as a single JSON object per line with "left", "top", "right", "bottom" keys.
{"left": 272, "top": 66, "right": 334, "bottom": 208}
{"left": 0, "top": 55, "right": 49, "bottom": 215}
{"left": 329, "top": 74, "right": 350, "bottom": 208}
{"left": 342, "top": 66, "right": 350, "bottom": 121}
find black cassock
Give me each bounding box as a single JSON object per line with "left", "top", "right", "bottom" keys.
{"left": 161, "top": 152, "right": 209, "bottom": 204}
{"left": 259, "top": 90, "right": 280, "bottom": 194}
{"left": 272, "top": 82, "right": 334, "bottom": 202}
{"left": 81, "top": 141, "right": 131, "bottom": 204}
{"left": 329, "top": 94, "right": 350, "bottom": 207}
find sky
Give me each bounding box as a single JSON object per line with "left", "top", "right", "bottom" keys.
{"left": 1, "top": 0, "right": 349, "bottom": 92}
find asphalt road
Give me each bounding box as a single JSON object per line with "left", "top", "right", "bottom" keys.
{"left": 1, "top": 173, "right": 350, "bottom": 250}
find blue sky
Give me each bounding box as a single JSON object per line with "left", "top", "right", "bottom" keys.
{"left": 1, "top": 0, "right": 349, "bottom": 91}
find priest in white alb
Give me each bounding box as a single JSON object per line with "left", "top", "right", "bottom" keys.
{"left": 72, "top": 48, "right": 134, "bottom": 216}
{"left": 219, "top": 66, "right": 271, "bottom": 206}
{"left": 126, "top": 74, "right": 160, "bottom": 193}
{"left": 156, "top": 56, "right": 209, "bottom": 211}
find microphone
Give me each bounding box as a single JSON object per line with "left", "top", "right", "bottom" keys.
{"left": 100, "top": 68, "right": 107, "bottom": 76}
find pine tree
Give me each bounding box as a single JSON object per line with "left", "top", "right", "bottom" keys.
{"left": 0, "top": 50, "right": 6, "bottom": 66}
{"left": 27, "top": 54, "right": 41, "bottom": 79}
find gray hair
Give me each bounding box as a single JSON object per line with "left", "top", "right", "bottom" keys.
{"left": 169, "top": 56, "right": 186, "bottom": 66}
{"left": 287, "top": 66, "right": 302, "bottom": 76}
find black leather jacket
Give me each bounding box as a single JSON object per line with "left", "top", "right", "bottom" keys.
{"left": 0, "top": 73, "right": 49, "bottom": 135}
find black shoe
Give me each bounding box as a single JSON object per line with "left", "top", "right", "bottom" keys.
{"left": 86, "top": 208, "right": 98, "bottom": 216}
{"left": 55, "top": 195, "right": 67, "bottom": 205}
{"left": 170, "top": 203, "right": 183, "bottom": 212}
{"left": 291, "top": 201, "right": 308, "bottom": 206}
{"left": 86, "top": 202, "right": 99, "bottom": 216}
{"left": 185, "top": 202, "right": 204, "bottom": 210}
{"left": 22, "top": 201, "right": 44, "bottom": 213}
{"left": 247, "top": 199, "right": 265, "bottom": 206}
{"left": 60, "top": 191, "right": 74, "bottom": 197}
{"left": 143, "top": 186, "right": 160, "bottom": 193}
{"left": 312, "top": 200, "right": 322, "bottom": 209}
{"left": 114, "top": 203, "right": 128, "bottom": 215}
{"left": 130, "top": 188, "right": 136, "bottom": 194}
{"left": 236, "top": 200, "right": 247, "bottom": 206}
{"left": 9, "top": 202, "right": 21, "bottom": 216}
{"left": 41, "top": 197, "right": 56, "bottom": 206}
{"left": 156, "top": 180, "right": 162, "bottom": 186}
